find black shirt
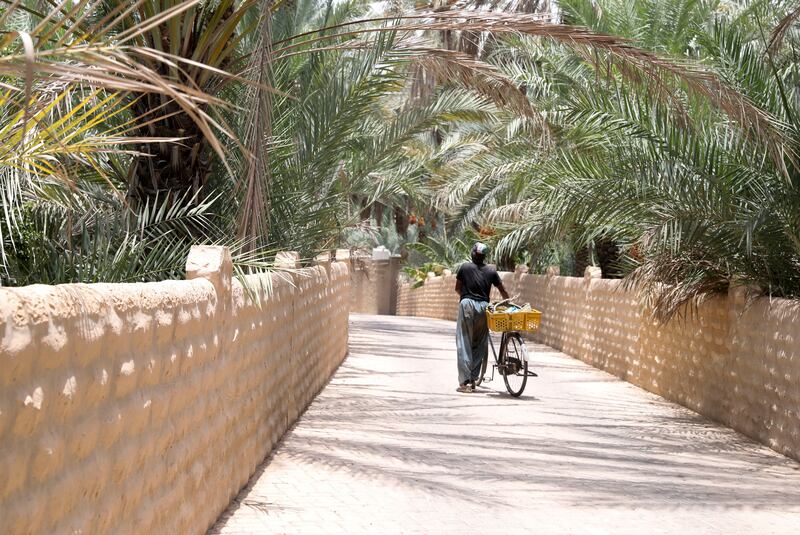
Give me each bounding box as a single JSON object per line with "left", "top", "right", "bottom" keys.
{"left": 456, "top": 262, "right": 501, "bottom": 302}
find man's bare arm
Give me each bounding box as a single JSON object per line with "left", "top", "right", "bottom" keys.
{"left": 497, "top": 281, "right": 510, "bottom": 300}
{"left": 455, "top": 279, "right": 462, "bottom": 295}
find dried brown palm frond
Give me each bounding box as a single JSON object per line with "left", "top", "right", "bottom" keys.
{"left": 485, "top": 198, "right": 539, "bottom": 224}
{"left": 621, "top": 251, "right": 731, "bottom": 322}
{"left": 271, "top": 10, "right": 552, "bottom": 50}
{"left": 1, "top": 46, "right": 233, "bottom": 151}
{"left": 1, "top": 0, "right": 289, "bottom": 188}
{"left": 400, "top": 46, "right": 540, "bottom": 119}
{"left": 278, "top": 37, "right": 548, "bottom": 136}
{"left": 768, "top": 3, "right": 800, "bottom": 54}
{"left": 237, "top": 11, "right": 276, "bottom": 252}
{"left": 272, "top": 10, "right": 790, "bottom": 168}
{"left": 1, "top": 30, "right": 227, "bottom": 166}
{"left": 573, "top": 47, "right": 691, "bottom": 131}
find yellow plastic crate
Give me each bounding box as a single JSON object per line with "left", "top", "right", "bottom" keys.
{"left": 487, "top": 309, "right": 542, "bottom": 332}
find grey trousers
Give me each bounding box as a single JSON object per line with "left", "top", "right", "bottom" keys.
{"left": 456, "top": 298, "right": 489, "bottom": 385}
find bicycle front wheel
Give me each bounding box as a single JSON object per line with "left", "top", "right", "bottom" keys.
{"left": 499, "top": 333, "right": 528, "bottom": 397}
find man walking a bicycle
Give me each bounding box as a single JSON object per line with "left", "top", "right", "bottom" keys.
{"left": 454, "top": 242, "right": 509, "bottom": 393}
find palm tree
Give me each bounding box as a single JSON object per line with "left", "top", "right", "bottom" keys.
{"left": 440, "top": 0, "right": 800, "bottom": 317}
{"left": 117, "top": 0, "right": 265, "bottom": 206}
{"left": 4, "top": 0, "right": 785, "bottom": 297}
{"left": 0, "top": 0, "right": 236, "bottom": 283}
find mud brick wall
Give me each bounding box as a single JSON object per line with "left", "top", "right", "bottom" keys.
{"left": 397, "top": 270, "right": 800, "bottom": 462}
{"left": 0, "top": 246, "right": 350, "bottom": 534}
{"left": 347, "top": 257, "right": 400, "bottom": 315}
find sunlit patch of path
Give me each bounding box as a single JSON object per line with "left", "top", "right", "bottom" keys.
{"left": 210, "top": 314, "right": 800, "bottom": 534}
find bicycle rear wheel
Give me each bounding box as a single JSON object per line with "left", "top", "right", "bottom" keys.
{"left": 475, "top": 351, "right": 489, "bottom": 386}
{"left": 499, "top": 333, "right": 528, "bottom": 397}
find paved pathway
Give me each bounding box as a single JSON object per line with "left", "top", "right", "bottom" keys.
{"left": 210, "top": 314, "right": 800, "bottom": 534}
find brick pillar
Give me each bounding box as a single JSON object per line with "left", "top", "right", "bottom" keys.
{"left": 186, "top": 245, "right": 233, "bottom": 313}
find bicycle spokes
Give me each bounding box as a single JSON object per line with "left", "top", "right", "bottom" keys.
{"left": 500, "top": 334, "right": 528, "bottom": 397}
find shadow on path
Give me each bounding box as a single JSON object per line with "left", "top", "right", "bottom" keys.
{"left": 211, "top": 314, "right": 800, "bottom": 535}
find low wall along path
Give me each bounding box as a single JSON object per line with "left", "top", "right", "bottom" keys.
{"left": 397, "top": 268, "right": 800, "bottom": 463}
{"left": 0, "top": 246, "right": 350, "bottom": 534}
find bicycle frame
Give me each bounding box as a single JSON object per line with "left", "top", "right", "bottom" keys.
{"left": 487, "top": 330, "right": 503, "bottom": 364}
{"left": 485, "top": 331, "right": 516, "bottom": 381}
{"left": 485, "top": 331, "right": 502, "bottom": 383}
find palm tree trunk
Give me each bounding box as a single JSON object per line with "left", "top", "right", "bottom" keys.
{"left": 129, "top": 96, "right": 212, "bottom": 204}
{"left": 596, "top": 238, "right": 621, "bottom": 279}
{"left": 394, "top": 206, "right": 409, "bottom": 237}
{"left": 360, "top": 197, "right": 371, "bottom": 225}
{"left": 574, "top": 244, "right": 591, "bottom": 276}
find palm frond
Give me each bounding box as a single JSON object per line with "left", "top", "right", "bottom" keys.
{"left": 768, "top": 1, "right": 800, "bottom": 54}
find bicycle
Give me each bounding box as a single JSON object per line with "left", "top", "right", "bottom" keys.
{"left": 475, "top": 299, "right": 541, "bottom": 397}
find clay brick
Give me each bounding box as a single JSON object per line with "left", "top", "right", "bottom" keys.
{"left": 30, "top": 430, "right": 66, "bottom": 485}
{"left": 83, "top": 364, "right": 113, "bottom": 409}
{"left": 0, "top": 445, "right": 30, "bottom": 501}
{"left": 67, "top": 415, "right": 100, "bottom": 462}
{"left": 12, "top": 386, "right": 46, "bottom": 440}
{"left": 2, "top": 490, "right": 47, "bottom": 535}
{"left": 0, "top": 323, "right": 35, "bottom": 388}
